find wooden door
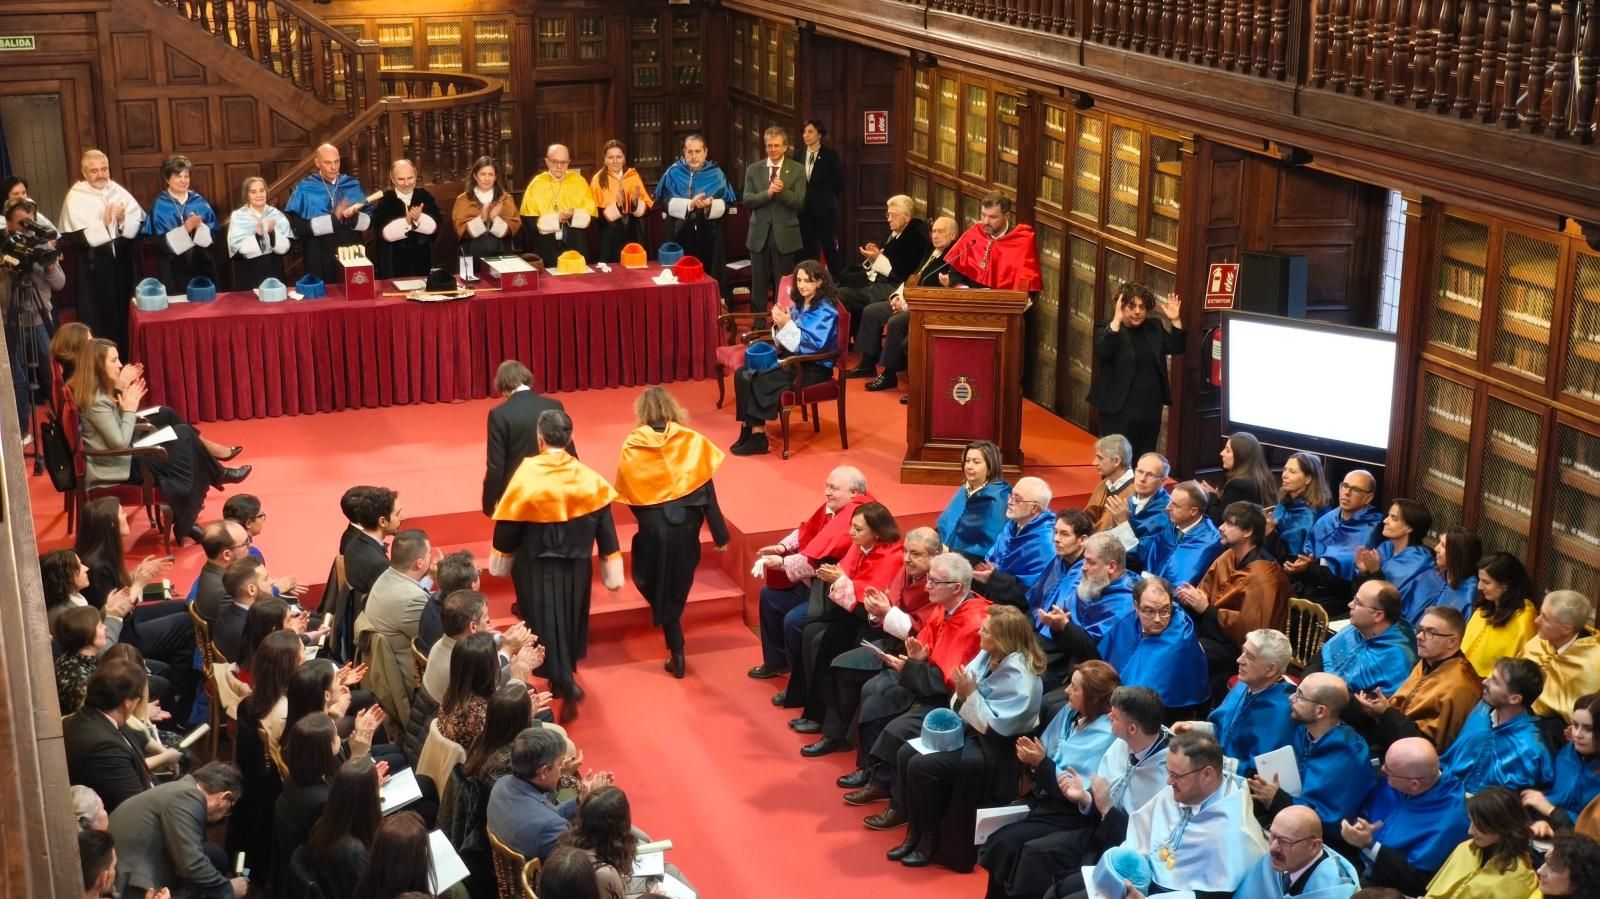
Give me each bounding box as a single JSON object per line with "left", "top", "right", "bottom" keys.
{"left": 531, "top": 81, "right": 609, "bottom": 180}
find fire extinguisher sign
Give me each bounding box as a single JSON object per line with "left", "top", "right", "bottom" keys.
{"left": 1204, "top": 263, "right": 1239, "bottom": 311}
{"left": 864, "top": 111, "right": 889, "bottom": 145}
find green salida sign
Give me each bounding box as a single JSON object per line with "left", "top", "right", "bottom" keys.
{"left": 0, "top": 36, "right": 37, "bottom": 52}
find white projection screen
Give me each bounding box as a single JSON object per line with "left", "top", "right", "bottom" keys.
{"left": 1223, "top": 312, "right": 1398, "bottom": 463}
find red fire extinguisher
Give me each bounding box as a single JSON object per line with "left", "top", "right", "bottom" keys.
{"left": 1204, "top": 325, "right": 1223, "bottom": 387}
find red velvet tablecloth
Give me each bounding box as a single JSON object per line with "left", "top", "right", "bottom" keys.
{"left": 129, "top": 266, "right": 721, "bottom": 422}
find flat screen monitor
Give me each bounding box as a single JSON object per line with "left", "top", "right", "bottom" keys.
{"left": 1223, "top": 311, "right": 1398, "bottom": 465}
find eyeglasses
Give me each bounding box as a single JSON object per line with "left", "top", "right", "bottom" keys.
{"left": 1415, "top": 626, "right": 1455, "bottom": 639}
{"left": 1006, "top": 495, "right": 1041, "bottom": 507}
{"left": 1167, "top": 765, "right": 1209, "bottom": 783}
{"left": 1137, "top": 606, "right": 1174, "bottom": 619}
{"left": 1267, "top": 833, "right": 1317, "bottom": 848}
{"left": 1290, "top": 689, "right": 1323, "bottom": 706}
{"left": 1339, "top": 482, "right": 1374, "bottom": 494}
{"left": 1349, "top": 601, "right": 1383, "bottom": 613}
{"left": 927, "top": 578, "right": 961, "bottom": 588}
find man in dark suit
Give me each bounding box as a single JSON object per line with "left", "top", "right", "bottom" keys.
{"left": 193, "top": 520, "right": 250, "bottom": 623}
{"left": 847, "top": 214, "right": 965, "bottom": 392}
{"left": 482, "top": 359, "right": 573, "bottom": 517}
{"left": 797, "top": 119, "right": 847, "bottom": 279}
{"left": 743, "top": 126, "right": 807, "bottom": 313}
{"left": 211, "top": 557, "right": 271, "bottom": 663}
{"left": 64, "top": 659, "right": 156, "bottom": 812}
{"left": 108, "top": 762, "right": 248, "bottom": 899}
{"left": 836, "top": 195, "right": 933, "bottom": 326}
{"left": 344, "top": 486, "right": 402, "bottom": 597}
{"left": 1086, "top": 281, "right": 1186, "bottom": 458}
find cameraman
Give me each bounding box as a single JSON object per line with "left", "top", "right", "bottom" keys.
{"left": 1, "top": 196, "right": 63, "bottom": 443}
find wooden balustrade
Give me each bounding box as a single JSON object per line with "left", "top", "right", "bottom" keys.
{"left": 160, "top": 0, "right": 379, "bottom": 118}
{"left": 1310, "top": 0, "right": 1599, "bottom": 142}
{"left": 264, "top": 71, "right": 503, "bottom": 206}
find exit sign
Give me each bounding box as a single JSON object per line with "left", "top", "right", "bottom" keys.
{"left": 0, "top": 36, "right": 36, "bottom": 52}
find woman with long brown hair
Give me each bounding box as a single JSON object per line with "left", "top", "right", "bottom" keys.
{"left": 351, "top": 810, "right": 434, "bottom": 899}
{"left": 1203, "top": 430, "right": 1278, "bottom": 524}
{"left": 305, "top": 757, "right": 383, "bottom": 899}
{"left": 452, "top": 156, "right": 522, "bottom": 259}
{"left": 589, "top": 140, "right": 652, "bottom": 263}
{"left": 613, "top": 386, "right": 728, "bottom": 677}
{"left": 70, "top": 337, "right": 249, "bottom": 541}
{"left": 1424, "top": 786, "right": 1537, "bottom": 898}
{"left": 730, "top": 258, "right": 841, "bottom": 456}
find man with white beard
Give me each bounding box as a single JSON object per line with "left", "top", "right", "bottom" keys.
{"left": 1036, "top": 532, "right": 1138, "bottom": 722}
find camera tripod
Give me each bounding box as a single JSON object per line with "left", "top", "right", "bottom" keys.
{"left": 6, "top": 270, "right": 54, "bottom": 476}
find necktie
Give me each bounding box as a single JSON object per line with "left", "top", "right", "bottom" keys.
{"left": 770, "top": 164, "right": 779, "bottom": 185}
{"left": 1281, "top": 873, "right": 1293, "bottom": 895}
{"left": 1107, "top": 752, "right": 1139, "bottom": 807}
{"left": 807, "top": 151, "right": 816, "bottom": 179}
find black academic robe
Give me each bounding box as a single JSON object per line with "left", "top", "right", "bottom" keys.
{"left": 630, "top": 481, "right": 729, "bottom": 627}
{"left": 371, "top": 187, "right": 441, "bottom": 279}
{"left": 492, "top": 508, "right": 619, "bottom": 693}
{"left": 64, "top": 235, "right": 138, "bottom": 354}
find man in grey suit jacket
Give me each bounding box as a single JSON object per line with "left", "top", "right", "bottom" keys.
{"left": 362, "top": 529, "right": 436, "bottom": 682}
{"left": 108, "top": 763, "right": 248, "bottom": 899}
{"left": 743, "top": 126, "right": 807, "bottom": 313}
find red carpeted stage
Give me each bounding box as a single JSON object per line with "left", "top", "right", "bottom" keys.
{"left": 28, "top": 377, "right": 1097, "bottom": 897}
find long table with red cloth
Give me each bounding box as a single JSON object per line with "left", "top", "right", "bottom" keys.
{"left": 129, "top": 266, "right": 721, "bottom": 422}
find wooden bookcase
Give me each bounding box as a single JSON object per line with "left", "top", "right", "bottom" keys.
{"left": 1029, "top": 98, "right": 1189, "bottom": 435}
{"left": 724, "top": 13, "right": 797, "bottom": 184}
{"left": 627, "top": 6, "right": 707, "bottom": 185}
{"left": 1406, "top": 207, "right": 1600, "bottom": 597}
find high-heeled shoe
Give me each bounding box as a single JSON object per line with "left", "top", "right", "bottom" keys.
{"left": 216, "top": 445, "right": 243, "bottom": 462}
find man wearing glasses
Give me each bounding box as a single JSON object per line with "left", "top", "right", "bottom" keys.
{"left": 1350, "top": 605, "right": 1482, "bottom": 755}
{"left": 1287, "top": 470, "right": 1384, "bottom": 616}
{"left": 1233, "top": 805, "right": 1361, "bottom": 899}
{"left": 1336, "top": 737, "right": 1468, "bottom": 895}
{"left": 1064, "top": 576, "right": 1209, "bottom": 716}
{"left": 191, "top": 519, "right": 252, "bottom": 623}
{"left": 972, "top": 477, "right": 1059, "bottom": 599}
{"left": 1057, "top": 732, "right": 1265, "bottom": 898}
{"left": 1316, "top": 580, "right": 1418, "bottom": 697}
{"left": 1246, "top": 673, "right": 1375, "bottom": 832}
{"left": 1101, "top": 452, "right": 1173, "bottom": 545}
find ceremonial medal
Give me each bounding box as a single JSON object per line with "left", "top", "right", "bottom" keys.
{"left": 1159, "top": 845, "right": 1176, "bottom": 869}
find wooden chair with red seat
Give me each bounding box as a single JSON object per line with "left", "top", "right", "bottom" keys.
{"left": 775, "top": 300, "right": 851, "bottom": 459}
{"left": 59, "top": 385, "right": 172, "bottom": 554}
{"left": 715, "top": 274, "right": 793, "bottom": 408}
{"left": 48, "top": 358, "right": 79, "bottom": 534}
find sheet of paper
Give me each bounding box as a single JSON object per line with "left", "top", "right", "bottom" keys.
{"left": 428, "top": 829, "right": 471, "bottom": 893}
{"left": 391, "top": 278, "right": 426, "bottom": 291}
{"left": 136, "top": 406, "right": 162, "bottom": 418}
{"left": 973, "top": 805, "right": 1030, "bottom": 845}
{"left": 1106, "top": 520, "right": 1140, "bottom": 551}
{"left": 724, "top": 259, "right": 752, "bottom": 271}
{"left": 1254, "top": 744, "right": 1302, "bottom": 797}
{"left": 632, "top": 851, "right": 665, "bottom": 877}
{"left": 658, "top": 873, "right": 695, "bottom": 899}
{"left": 381, "top": 767, "right": 424, "bottom": 815}
{"left": 1082, "top": 863, "right": 1127, "bottom": 899}
{"left": 908, "top": 736, "right": 939, "bottom": 755}
{"left": 133, "top": 426, "right": 177, "bottom": 447}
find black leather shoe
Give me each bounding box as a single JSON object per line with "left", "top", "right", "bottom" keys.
{"left": 789, "top": 717, "right": 821, "bottom": 734}
{"left": 664, "top": 654, "right": 685, "bottom": 679}
{"left": 844, "top": 784, "right": 891, "bottom": 805}
{"left": 569, "top": 683, "right": 585, "bottom": 703}
{"left": 801, "top": 736, "right": 851, "bottom": 757}
{"left": 770, "top": 691, "right": 788, "bottom": 706}
{"left": 886, "top": 830, "right": 919, "bottom": 860}
{"left": 186, "top": 525, "right": 205, "bottom": 543}
{"left": 747, "top": 664, "right": 788, "bottom": 680}
{"left": 845, "top": 365, "right": 877, "bottom": 379}
{"left": 899, "top": 395, "right": 908, "bottom": 405}
{"left": 837, "top": 768, "right": 871, "bottom": 789}
{"left": 864, "top": 374, "right": 896, "bottom": 392}
{"left": 900, "top": 833, "right": 938, "bottom": 867}
{"left": 865, "top": 807, "right": 907, "bottom": 831}
{"left": 218, "top": 444, "right": 243, "bottom": 462}
{"left": 730, "top": 434, "right": 769, "bottom": 456}
{"left": 219, "top": 464, "right": 252, "bottom": 485}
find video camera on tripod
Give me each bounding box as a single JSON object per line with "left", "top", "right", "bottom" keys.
{"left": 0, "top": 218, "right": 61, "bottom": 273}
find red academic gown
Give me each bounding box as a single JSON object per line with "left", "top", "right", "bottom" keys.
{"left": 945, "top": 223, "right": 1043, "bottom": 291}
{"left": 798, "top": 539, "right": 905, "bottom": 719}
{"left": 767, "top": 492, "right": 876, "bottom": 589}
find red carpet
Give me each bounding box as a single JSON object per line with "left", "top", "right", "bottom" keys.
{"left": 26, "top": 376, "right": 1097, "bottom": 896}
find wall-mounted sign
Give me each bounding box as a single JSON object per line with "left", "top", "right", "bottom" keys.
{"left": 864, "top": 110, "right": 889, "bottom": 145}
{"left": 0, "top": 36, "right": 37, "bottom": 52}
{"left": 1205, "top": 262, "right": 1239, "bottom": 311}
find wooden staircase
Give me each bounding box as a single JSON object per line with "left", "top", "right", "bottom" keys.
{"left": 137, "top": 0, "right": 504, "bottom": 208}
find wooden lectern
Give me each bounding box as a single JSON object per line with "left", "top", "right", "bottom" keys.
{"left": 900, "top": 288, "right": 1030, "bottom": 485}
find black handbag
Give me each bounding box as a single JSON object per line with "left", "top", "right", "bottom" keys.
{"left": 39, "top": 416, "right": 76, "bottom": 492}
